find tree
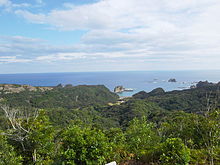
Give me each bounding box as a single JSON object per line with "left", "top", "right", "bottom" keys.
{"left": 26, "top": 110, "right": 55, "bottom": 165}
{"left": 0, "top": 105, "right": 40, "bottom": 152}
{"left": 0, "top": 132, "right": 22, "bottom": 165}
{"left": 61, "top": 125, "right": 113, "bottom": 165}
{"left": 196, "top": 109, "right": 220, "bottom": 165}
{"left": 0, "top": 105, "right": 55, "bottom": 164}
{"left": 159, "top": 111, "right": 199, "bottom": 147}
{"left": 160, "top": 138, "right": 190, "bottom": 165}
{"left": 125, "top": 117, "right": 160, "bottom": 159}
{"left": 105, "top": 128, "right": 127, "bottom": 162}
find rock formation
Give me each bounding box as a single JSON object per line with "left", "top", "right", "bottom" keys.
{"left": 168, "top": 78, "right": 177, "bottom": 82}
{"left": 114, "top": 86, "right": 124, "bottom": 93}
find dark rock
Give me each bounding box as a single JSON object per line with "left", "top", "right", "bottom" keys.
{"left": 168, "top": 78, "right": 177, "bottom": 82}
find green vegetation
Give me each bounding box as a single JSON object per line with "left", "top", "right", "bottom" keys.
{"left": 0, "top": 133, "right": 23, "bottom": 165}
{"left": 0, "top": 82, "right": 219, "bottom": 164}
{"left": 133, "top": 81, "right": 220, "bottom": 113}
{"left": 159, "top": 138, "right": 190, "bottom": 165}
{"left": 1, "top": 85, "right": 119, "bottom": 109}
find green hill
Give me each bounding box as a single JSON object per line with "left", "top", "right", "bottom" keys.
{"left": 133, "top": 81, "right": 220, "bottom": 113}
{"left": 0, "top": 84, "right": 119, "bottom": 109}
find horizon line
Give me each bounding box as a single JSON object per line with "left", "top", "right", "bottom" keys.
{"left": 1, "top": 69, "right": 220, "bottom": 75}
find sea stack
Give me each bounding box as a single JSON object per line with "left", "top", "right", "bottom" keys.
{"left": 114, "top": 86, "right": 124, "bottom": 93}
{"left": 168, "top": 78, "right": 177, "bottom": 82}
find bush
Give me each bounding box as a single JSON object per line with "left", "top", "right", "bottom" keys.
{"left": 160, "top": 138, "right": 190, "bottom": 165}
{"left": 61, "top": 125, "right": 113, "bottom": 164}
{"left": 190, "top": 149, "right": 208, "bottom": 165}
{"left": 0, "top": 133, "right": 23, "bottom": 165}
{"left": 125, "top": 117, "right": 160, "bottom": 159}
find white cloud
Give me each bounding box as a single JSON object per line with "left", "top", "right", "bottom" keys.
{"left": 0, "top": 56, "right": 31, "bottom": 63}
{"left": 15, "top": 10, "right": 46, "bottom": 23}
{"left": 0, "top": 0, "right": 13, "bottom": 11}
{"left": 15, "top": 0, "right": 219, "bottom": 30}
{"left": 14, "top": 0, "right": 220, "bottom": 55}
{"left": 1, "top": 30, "right": 220, "bottom": 70}
{"left": 0, "top": 0, "right": 30, "bottom": 12}
{"left": 2, "top": 0, "right": 220, "bottom": 70}
{"left": 36, "top": 52, "right": 86, "bottom": 61}
{"left": 0, "top": 0, "right": 10, "bottom": 6}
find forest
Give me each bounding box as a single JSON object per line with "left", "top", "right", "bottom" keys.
{"left": 0, "top": 81, "right": 219, "bottom": 165}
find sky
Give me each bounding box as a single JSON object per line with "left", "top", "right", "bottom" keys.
{"left": 0, "top": 0, "right": 220, "bottom": 73}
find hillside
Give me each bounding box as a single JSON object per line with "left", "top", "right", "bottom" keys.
{"left": 133, "top": 81, "right": 220, "bottom": 113}
{"left": 0, "top": 81, "right": 219, "bottom": 165}
{"left": 0, "top": 84, "right": 119, "bottom": 109}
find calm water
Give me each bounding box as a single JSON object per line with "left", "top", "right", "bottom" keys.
{"left": 0, "top": 70, "right": 219, "bottom": 96}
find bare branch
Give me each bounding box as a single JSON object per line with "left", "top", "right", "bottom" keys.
{"left": 0, "top": 104, "right": 39, "bottom": 151}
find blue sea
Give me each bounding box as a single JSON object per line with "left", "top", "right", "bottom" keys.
{"left": 0, "top": 70, "right": 219, "bottom": 96}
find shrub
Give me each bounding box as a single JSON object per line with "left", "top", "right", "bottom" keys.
{"left": 160, "top": 138, "right": 190, "bottom": 165}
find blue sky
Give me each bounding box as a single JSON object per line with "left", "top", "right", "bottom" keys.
{"left": 0, "top": 0, "right": 220, "bottom": 73}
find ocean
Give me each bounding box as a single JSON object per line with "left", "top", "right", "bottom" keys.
{"left": 0, "top": 70, "right": 219, "bottom": 96}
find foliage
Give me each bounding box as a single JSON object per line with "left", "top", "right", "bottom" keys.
{"left": 61, "top": 125, "right": 113, "bottom": 165}
{"left": 1, "top": 85, "right": 118, "bottom": 109}
{"left": 133, "top": 82, "right": 220, "bottom": 113}
{"left": 4, "top": 109, "right": 55, "bottom": 165}
{"left": 27, "top": 110, "right": 55, "bottom": 165}
{"left": 105, "top": 128, "right": 128, "bottom": 162}
{"left": 190, "top": 149, "right": 208, "bottom": 165}
{"left": 0, "top": 132, "right": 23, "bottom": 165}
{"left": 125, "top": 117, "right": 160, "bottom": 159}
{"left": 160, "top": 138, "right": 190, "bottom": 165}
{"left": 0, "top": 82, "right": 220, "bottom": 164}
{"left": 100, "top": 99, "right": 167, "bottom": 127}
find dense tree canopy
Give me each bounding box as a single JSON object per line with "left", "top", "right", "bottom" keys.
{"left": 0, "top": 82, "right": 219, "bottom": 164}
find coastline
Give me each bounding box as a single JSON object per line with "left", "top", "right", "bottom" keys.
{"left": 0, "top": 70, "right": 219, "bottom": 97}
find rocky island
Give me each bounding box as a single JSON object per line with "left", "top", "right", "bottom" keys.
{"left": 168, "top": 78, "right": 177, "bottom": 82}
{"left": 114, "top": 86, "right": 134, "bottom": 93}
